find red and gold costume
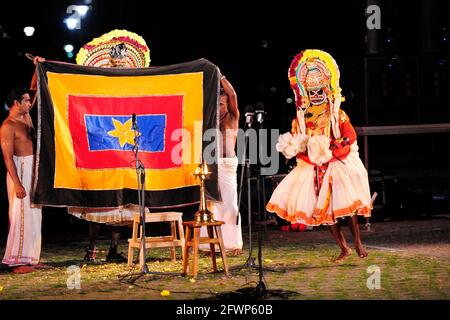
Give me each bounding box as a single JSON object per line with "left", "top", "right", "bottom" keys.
{"left": 266, "top": 50, "right": 372, "bottom": 226}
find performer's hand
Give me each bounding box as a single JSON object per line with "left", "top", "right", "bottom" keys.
{"left": 332, "top": 148, "right": 343, "bottom": 159}
{"left": 15, "top": 183, "right": 27, "bottom": 199}
{"left": 33, "top": 56, "right": 45, "bottom": 65}
{"left": 330, "top": 137, "right": 350, "bottom": 151}
{"left": 331, "top": 137, "right": 351, "bottom": 161}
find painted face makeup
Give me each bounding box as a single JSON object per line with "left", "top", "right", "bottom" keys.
{"left": 308, "top": 88, "right": 327, "bottom": 105}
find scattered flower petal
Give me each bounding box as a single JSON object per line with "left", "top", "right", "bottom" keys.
{"left": 160, "top": 290, "right": 170, "bottom": 296}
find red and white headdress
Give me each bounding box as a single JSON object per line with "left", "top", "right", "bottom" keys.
{"left": 76, "top": 29, "right": 150, "bottom": 68}
{"left": 288, "top": 49, "right": 345, "bottom": 138}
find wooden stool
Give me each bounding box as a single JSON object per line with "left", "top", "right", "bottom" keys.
{"left": 182, "top": 221, "right": 229, "bottom": 279}
{"left": 127, "top": 211, "right": 185, "bottom": 267}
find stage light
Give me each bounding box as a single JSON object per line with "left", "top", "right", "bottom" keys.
{"left": 23, "top": 26, "right": 35, "bottom": 37}
{"left": 65, "top": 17, "right": 79, "bottom": 30}
{"left": 76, "top": 5, "right": 89, "bottom": 16}
{"left": 270, "top": 87, "right": 277, "bottom": 93}
{"left": 67, "top": 52, "right": 74, "bottom": 59}
{"left": 286, "top": 98, "right": 293, "bottom": 104}
{"left": 64, "top": 44, "right": 74, "bottom": 53}
{"left": 65, "top": 4, "right": 89, "bottom": 30}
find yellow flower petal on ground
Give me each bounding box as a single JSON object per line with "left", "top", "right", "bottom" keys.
{"left": 160, "top": 290, "right": 170, "bottom": 296}
{"left": 0, "top": 286, "right": 3, "bottom": 293}
{"left": 189, "top": 278, "right": 196, "bottom": 283}
{"left": 264, "top": 258, "right": 273, "bottom": 263}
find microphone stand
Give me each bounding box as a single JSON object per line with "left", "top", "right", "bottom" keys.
{"left": 132, "top": 115, "right": 150, "bottom": 274}
{"left": 229, "top": 109, "right": 286, "bottom": 299}
{"left": 236, "top": 120, "right": 256, "bottom": 268}
{"left": 254, "top": 112, "right": 286, "bottom": 296}
{"left": 232, "top": 110, "right": 282, "bottom": 279}
{"left": 255, "top": 112, "right": 267, "bottom": 295}
{"left": 119, "top": 115, "right": 177, "bottom": 284}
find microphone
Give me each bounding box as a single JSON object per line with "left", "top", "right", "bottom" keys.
{"left": 244, "top": 105, "right": 254, "bottom": 128}
{"left": 132, "top": 113, "right": 137, "bottom": 129}
{"left": 254, "top": 102, "right": 266, "bottom": 124}
{"left": 131, "top": 114, "right": 139, "bottom": 152}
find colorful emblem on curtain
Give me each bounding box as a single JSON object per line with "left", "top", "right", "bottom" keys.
{"left": 33, "top": 59, "right": 220, "bottom": 208}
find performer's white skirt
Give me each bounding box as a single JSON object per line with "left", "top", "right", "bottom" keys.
{"left": 68, "top": 205, "right": 143, "bottom": 226}
{"left": 2, "top": 155, "right": 42, "bottom": 266}
{"left": 266, "top": 145, "right": 372, "bottom": 226}
{"left": 200, "top": 157, "right": 243, "bottom": 251}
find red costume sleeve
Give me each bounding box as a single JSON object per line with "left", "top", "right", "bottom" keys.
{"left": 331, "top": 110, "right": 357, "bottom": 161}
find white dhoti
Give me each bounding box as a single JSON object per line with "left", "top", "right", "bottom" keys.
{"left": 68, "top": 205, "right": 143, "bottom": 226}
{"left": 200, "top": 157, "right": 243, "bottom": 251}
{"left": 2, "top": 155, "right": 42, "bottom": 266}
{"left": 266, "top": 144, "right": 372, "bottom": 226}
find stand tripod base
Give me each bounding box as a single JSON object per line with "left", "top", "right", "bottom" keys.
{"left": 118, "top": 262, "right": 181, "bottom": 284}
{"left": 246, "top": 256, "right": 256, "bottom": 268}
{"left": 255, "top": 281, "right": 267, "bottom": 298}
{"left": 141, "top": 263, "right": 150, "bottom": 274}
{"left": 211, "top": 285, "right": 299, "bottom": 300}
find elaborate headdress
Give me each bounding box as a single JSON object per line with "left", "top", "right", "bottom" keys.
{"left": 76, "top": 29, "right": 150, "bottom": 68}
{"left": 288, "top": 49, "right": 345, "bottom": 138}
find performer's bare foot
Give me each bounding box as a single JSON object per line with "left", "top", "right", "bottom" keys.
{"left": 355, "top": 243, "right": 368, "bottom": 258}
{"left": 332, "top": 248, "right": 352, "bottom": 263}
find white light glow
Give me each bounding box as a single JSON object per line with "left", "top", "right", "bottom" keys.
{"left": 64, "top": 44, "right": 74, "bottom": 53}
{"left": 65, "top": 18, "right": 79, "bottom": 30}
{"left": 76, "top": 5, "right": 89, "bottom": 16}
{"left": 24, "top": 26, "right": 35, "bottom": 37}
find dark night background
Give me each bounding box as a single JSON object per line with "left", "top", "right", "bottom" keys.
{"left": 0, "top": 0, "right": 449, "bottom": 241}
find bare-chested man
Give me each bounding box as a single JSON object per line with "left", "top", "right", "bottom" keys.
{"left": 1, "top": 86, "right": 42, "bottom": 273}
{"left": 200, "top": 74, "right": 243, "bottom": 255}
{"left": 219, "top": 76, "right": 239, "bottom": 158}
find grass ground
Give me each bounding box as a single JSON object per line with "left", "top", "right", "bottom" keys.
{"left": 1, "top": 217, "right": 449, "bottom": 300}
